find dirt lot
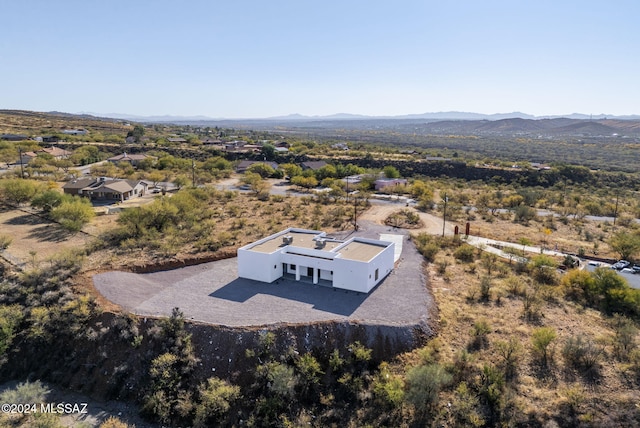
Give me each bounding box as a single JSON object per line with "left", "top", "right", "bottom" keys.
{"left": 0, "top": 207, "right": 92, "bottom": 266}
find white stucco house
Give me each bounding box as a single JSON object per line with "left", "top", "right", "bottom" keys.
{"left": 237, "top": 228, "right": 395, "bottom": 293}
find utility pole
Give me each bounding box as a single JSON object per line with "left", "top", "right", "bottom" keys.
{"left": 18, "top": 146, "right": 25, "bottom": 179}
{"left": 442, "top": 193, "right": 448, "bottom": 237}
{"left": 353, "top": 192, "right": 358, "bottom": 231}
{"left": 191, "top": 159, "right": 196, "bottom": 188}
{"left": 613, "top": 192, "right": 620, "bottom": 227}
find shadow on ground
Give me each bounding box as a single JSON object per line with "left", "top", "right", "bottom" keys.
{"left": 211, "top": 278, "right": 371, "bottom": 316}
{"left": 26, "top": 224, "right": 72, "bottom": 242}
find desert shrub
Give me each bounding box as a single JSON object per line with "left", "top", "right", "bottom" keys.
{"left": 495, "top": 337, "right": 523, "bottom": 380}
{"left": 100, "top": 417, "right": 133, "bottom": 428}
{"left": 561, "top": 269, "right": 595, "bottom": 303}
{"left": 193, "top": 377, "right": 241, "bottom": 428}
{"left": 263, "top": 362, "right": 297, "bottom": 398}
{"left": 504, "top": 276, "right": 526, "bottom": 296}
{"left": 405, "top": 363, "right": 452, "bottom": 416}
{"left": 372, "top": 362, "right": 405, "bottom": 408}
{"left": 611, "top": 314, "right": 638, "bottom": 361}
{"left": 295, "top": 353, "right": 324, "bottom": 395}
{"left": 385, "top": 209, "right": 422, "bottom": 228}
{"left": 529, "top": 254, "right": 558, "bottom": 285}
{"left": 414, "top": 233, "right": 440, "bottom": 262}
{"left": 522, "top": 287, "right": 542, "bottom": 321}
{"left": 0, "top": 235, "right": 13, "bottom": 250}
{"left": 470, "top": 319, "right": 491, "bottom": 350}
{"left": 480, "top": 252, "right": 498, "bottom": 276}
{"left": 450, "top": 349, "right": 475, "bottom": 384}
{"left": 513, "top": 204, "right": 536, "bottom": 224}
{"left": 562, "top": 335, "right": 604, "bottom": 376}
{"left": 479, "top": 276, "right": 492, "bottom": 301}
{"left": 480, "top": 364, "right": 505, "bottom": 412}
{"left": 328, "top": 349, "right": 345, "bottom": 372}
{"left": 436, "top": 260, "right": 449, "bottom": 275}
{"left": 531, "top": 327, "right": 557, "bottom": 367}
{"left": 0, "top": 304, "right": 24, "bottom": 356}
{"left": 454, "top": 244, "right": 476, "bottom": 262}
{"left": 449, "top": 382, "right": 485, "bottom": 427}
{"left": 0, "top": 380, "right": 49, "bottom": 404}
{"left": 50, "top": 196, "right": 95, "bottom": 233}
{"left": 0, "top": 178, "right": 41, "bottom": 205}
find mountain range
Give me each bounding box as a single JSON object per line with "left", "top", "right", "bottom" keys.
{"left": 84, "top": 111, "right": 640, "bottom": 123}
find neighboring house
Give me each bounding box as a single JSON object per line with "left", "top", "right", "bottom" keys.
{"left": 42, "top": 135, "right": 60, "bottom": 143}
{"left": 107, "top": 152, "right": 152, "bottom": 167}
{"left": 1, "top": 134, "right": 28, "bottom": 141}
{"left": 425, "top": 156, "right": 452, "bottom": 162}
{"left": 236, "top": 160, "right": 279, "bottom": 173}
{"left": 274, "top": 147, "right": 289, "bottom": 153}
{"left": 237, "top": 228, "right": 394, "bottom": 293}
{"left": 375, "top": 178, "right": 408, "bottom": 191}
{"left": 274, "top": 141, "right": 290, "bottom": 148}
{"left": 40, "top": 146, "right": 71, "bottom": 159}
{"left": 167, "top": 137, "right": 187, "bottom": 144}
{"left": 63, "top": 177, "right": 148, "bottom": 202}
{"left": 301, "top": 161, "right": 328, "bottom": 171}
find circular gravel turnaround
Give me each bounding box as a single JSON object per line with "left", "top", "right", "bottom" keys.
{"left": 93, "top": 221, "right": 434, "bottom": 328}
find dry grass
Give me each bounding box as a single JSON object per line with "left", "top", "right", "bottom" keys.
{"left": 464, "top": 211, "right": 617, "bottom": 259}
{"left": 0, "top": 110, "right": 130, "bottom": 135}
{"left": 418, "top": 250, "right": 640, "bottom": 424}
{"left": 0, "top": 207, "right": 92, "bottom": 266}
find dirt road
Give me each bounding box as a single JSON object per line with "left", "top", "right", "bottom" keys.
{"left": 360, "top": 201, "right": 455, "bottom": 235}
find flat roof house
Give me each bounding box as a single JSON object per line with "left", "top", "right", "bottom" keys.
{"left": 237, "top": 228, "right": 394, "bottom": 293}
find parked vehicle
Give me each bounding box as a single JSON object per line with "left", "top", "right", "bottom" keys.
{"left": 612, "top": 260, "right": 631, "bottom": 270}
{"left": 632, "top": 265, "right": 640, "bottom": 274}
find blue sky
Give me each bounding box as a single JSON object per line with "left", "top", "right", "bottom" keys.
{"left": 2, "top": 0, "right": 639, "bottom": 118}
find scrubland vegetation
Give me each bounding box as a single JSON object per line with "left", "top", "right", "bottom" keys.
{"left": 0, "top": 111, "right": 640, "bottom": 426}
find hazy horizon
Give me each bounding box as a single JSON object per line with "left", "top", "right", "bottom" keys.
{"left": 2, "top": 1, "right": 639, "bottom": 118}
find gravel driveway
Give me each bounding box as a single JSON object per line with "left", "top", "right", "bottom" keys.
{"left": 93, "top": 221, "right": 434, "bottom": 328}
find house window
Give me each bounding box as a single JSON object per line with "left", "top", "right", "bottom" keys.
{"left": 274, "top": 265, "right": 277, "bottom": 269}
{"left": 375, "top": 268, "right": 379, "bottom": 281}
{"left": 290, "top": 264, "right": 296, "bottom": 271}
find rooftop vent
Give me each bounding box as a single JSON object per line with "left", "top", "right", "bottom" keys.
{"left": 315, "top": 238, "right": 326, "bottom": 249}
{"left": 283, "top": 235, "right": 293, "bottom": 245}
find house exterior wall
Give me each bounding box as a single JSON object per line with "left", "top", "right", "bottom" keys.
{"left": 237, "top": 229, "right": 395, "bottom": 293}
{"left": 237, "top": 249, "right": 283, "bottom": 283}
{"left": 332, "top": 242, "right": 394, "bottom": 293}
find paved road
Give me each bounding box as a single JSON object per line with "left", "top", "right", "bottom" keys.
{"left": 93, "top": 221, "right": 435, "bottom": 328}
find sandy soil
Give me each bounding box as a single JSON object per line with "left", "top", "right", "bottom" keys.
{"left": 360, "top": 202, "right": 455, "bottom": 235}
{"left": 0, "top": 208, "right": 92, "bottom": 266}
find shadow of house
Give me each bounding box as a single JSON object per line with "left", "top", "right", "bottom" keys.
{"left": 210, "top": 277, "right": 370, "bottom": 317}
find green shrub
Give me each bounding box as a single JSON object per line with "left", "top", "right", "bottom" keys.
{"left": 193, "top": 377, "right": 240, "bottom": 428}
{"left": 454, "top": 244, "right": 476, "bottom": 262}
{"left": 405, "top": 363, "right": 452, "bottom": 415}
{"left": 372, "top": 362, "right": 405, "bottom": 408}
{"left": 531, "top": 326, "right": 557, "bottom": 367}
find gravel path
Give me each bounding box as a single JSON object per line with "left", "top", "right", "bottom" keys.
{"left": 93, "top": 221, "right": 434, "bottom": 327}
